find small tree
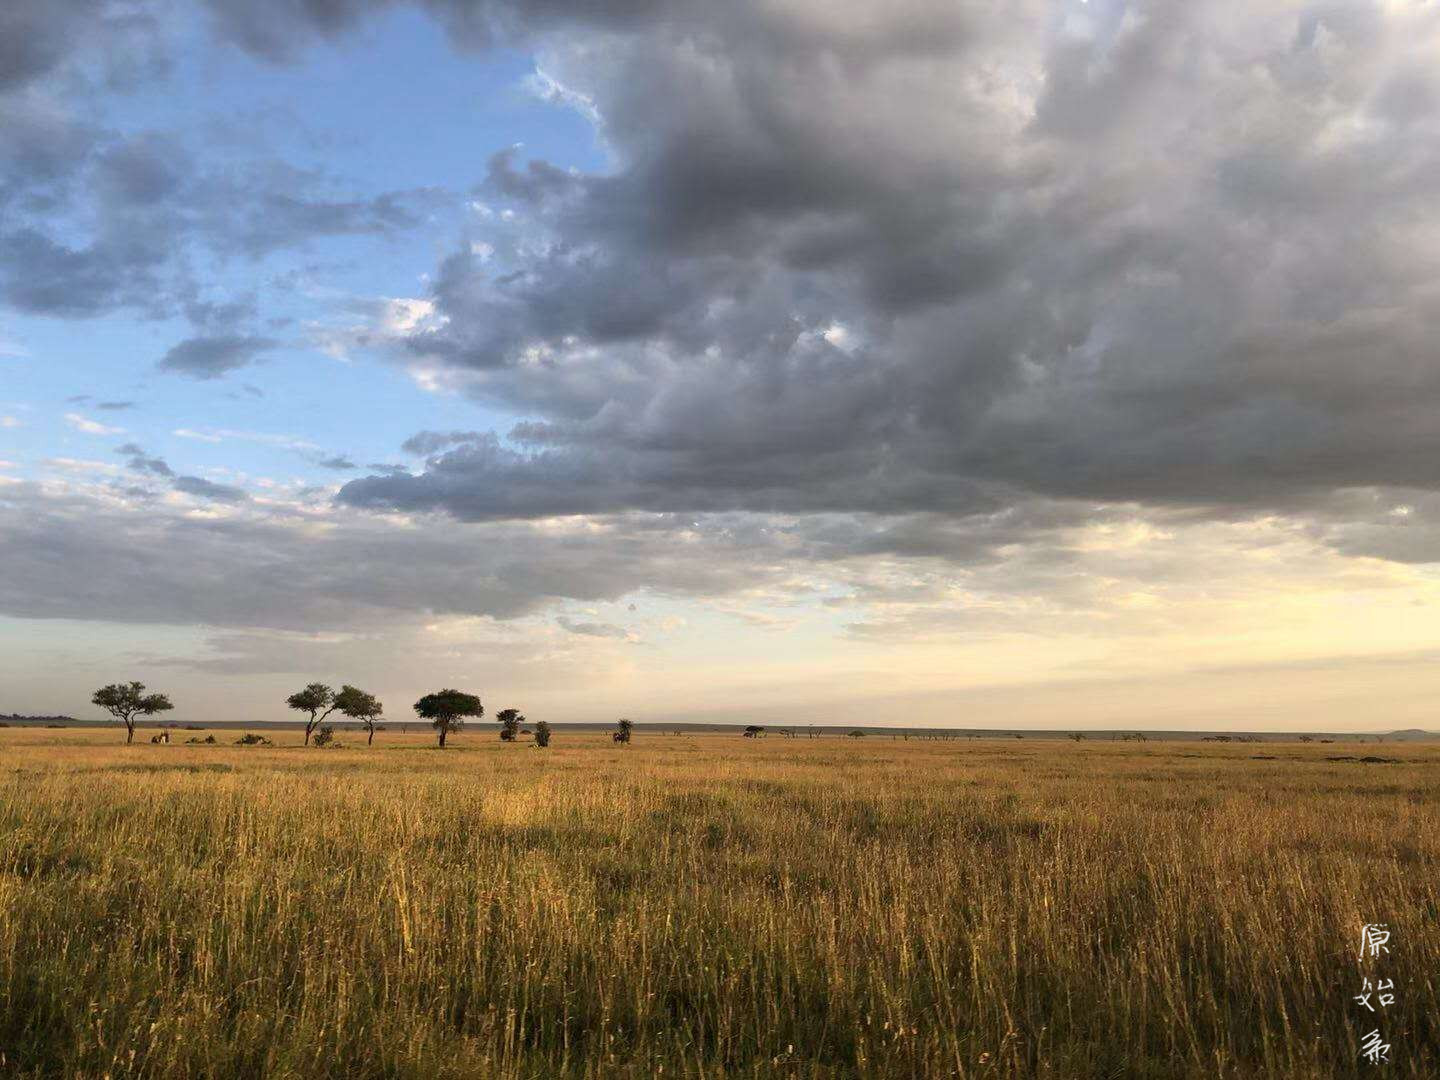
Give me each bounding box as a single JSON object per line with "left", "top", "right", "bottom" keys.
{"left": 414, "top": 689, "right": 483, "bottom": 748}
{"left": 614, "top": 717, "right": 634, "bottom": 744}
{"left": 334, "top": 685, "right": 383, "bottom": 746}
{"left": 287, "top": 682, "right": 339, "bottom": 746}
{"left": 534, "top": 720, "right": 552, "bottom": 747}
{"left": 743, "top": 725, "right": 764, "bottom": 738}
{"left": 496, "top": 707, "right": 523, "bottom": 742}
{"left": 312, "top": 724, "right": 337, "bottom": 748}
{"left": 93, "top": 681, "right": 174, "bottom": 744}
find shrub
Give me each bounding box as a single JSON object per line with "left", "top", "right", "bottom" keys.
{"left": 235, "top": 733, "right": 273, "bottom": 746}
{"left": 312, "top": 725, "right": 337, "bottom": 748}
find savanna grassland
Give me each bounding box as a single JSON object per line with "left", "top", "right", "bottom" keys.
{"left": 0, "top": 729, "right": 1436, "bottom": 1079}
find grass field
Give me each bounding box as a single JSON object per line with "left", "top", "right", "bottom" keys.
{"left": 0, "top": 728, "right": 1435, "bottom": 1078}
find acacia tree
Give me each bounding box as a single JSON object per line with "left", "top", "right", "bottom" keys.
{"left": 287, "top": 683, "right": 339, "bottom": 746}
{"left": 534, "top": 720, "right": 552, "bottom": 747}
{"left": 92, "top": 681, "right": 174, "bottom": 744}
{"left": 334, "top": 685, "right": 383, "bottom": 746}
{"left": 414, "top": 689, "right": 483, "bottom": 748}
{"left": 614, "top": 717, "right": 634, "bottom": 744}
{"left": 496, "top": 707, "right": 523, "bottom": 742}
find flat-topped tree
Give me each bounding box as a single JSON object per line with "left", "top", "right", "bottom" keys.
{"left": 496, "top": 708, "right": 523, "bottom": 742}
{"left": 335, "top": 685, "right": 383, "bottom": 746}
{"left": 92, "top": 681, "right": 173, "bottom": 744}
{"left": 287, "top": 683, "right": 339, "bottom": 746}
{"left": 414, "top": 689, "right": 482, "bottom": 748}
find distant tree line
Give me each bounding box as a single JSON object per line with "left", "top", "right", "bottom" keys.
{"left": 90, "top": 679, "right": 594, "bottom": 749}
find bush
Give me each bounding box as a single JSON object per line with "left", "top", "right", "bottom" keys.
{"left": 235, "top": 733, "right": 273, "bottom": 746}
{"left": 312, "top": 725, "right": 337, "bottom": 748}
{"left": 534, "top": 720, "right": 552, "bottom": 748}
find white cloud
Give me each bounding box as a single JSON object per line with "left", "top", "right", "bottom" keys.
{"left": 64, "top": 413, "right": 124, "bottom": 435}
{"left": 522, "top": 68, "right": 603, "bottom": 127}
{"left": 43, "top": 457, "right": 125, "bottom": 475}
{"left": 0, "top": 416, "right": 21, "bottom": 428}
{"left": 174, "top": 427, "right": 319, "bottom": 451}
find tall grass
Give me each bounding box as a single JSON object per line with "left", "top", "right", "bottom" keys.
{"left": 0, "top": 730, "right": 1436, "bottom": 1077}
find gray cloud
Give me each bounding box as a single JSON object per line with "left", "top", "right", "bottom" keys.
{"left": 172, "top": 475, "right": 249, "bottom": 502}
{"left": 0, "top": 227, "right": 169, "bottom": 317}
{"left": 0, "top": 66, "right": 438, "bottom": 324}
{"left": 0, "top": 1, "right": 101, "bottom": 92}
{"left": 97, "top": 401, "right": 136, "bottom": 411}
{"left": 116, "top": 443, "right": 173, "bottom": 478}
{"left": 315, "top": 1, "right": 1440, "bottom": 548}
{"left": 315, "top": 455, "right": 358, "bottom": 471}
{"left": 8, "top": 0, "right": 1440, "bottom": 646}
{"left": 556, "top": 615, "right": 631, "bottom": 639}
{"left": 0, "top": 481, "right": 796, "bottom": 632}
{"left": 158, "top": 335, "right": 276, "bottom": 379}
{"left": 400, "top": 430, "right": 487, "bottom": 456}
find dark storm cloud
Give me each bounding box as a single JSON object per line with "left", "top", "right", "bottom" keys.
{"left": 321, "top": 2, "right": 1440, "bottom": 544}
{"left": 172, "top": 475, "right": 250, "bottom": 503}
{"left": 8, "top": 0, "right": 1440, "bottom": 615}
{"left": 158, "top": 335, "right": 276, "bottom": 379}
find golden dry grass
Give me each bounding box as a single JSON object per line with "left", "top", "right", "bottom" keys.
{"left": 0, "top": 727, "right": 1436, "bottom": 1078}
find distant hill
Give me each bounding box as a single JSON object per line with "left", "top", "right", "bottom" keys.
{"left": 2, "top": 713, "right": 80, "bottom": 726}
{"left": 1386, "top": 728, "right": 1439, "bottom": 741}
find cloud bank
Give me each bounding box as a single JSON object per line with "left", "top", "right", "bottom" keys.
{"left": 5, "top": 0, "right": 1440, "bottom": 696}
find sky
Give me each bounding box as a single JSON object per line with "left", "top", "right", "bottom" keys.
{"left": 5, "top": 0, "right": 1440, "bottom": 732}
